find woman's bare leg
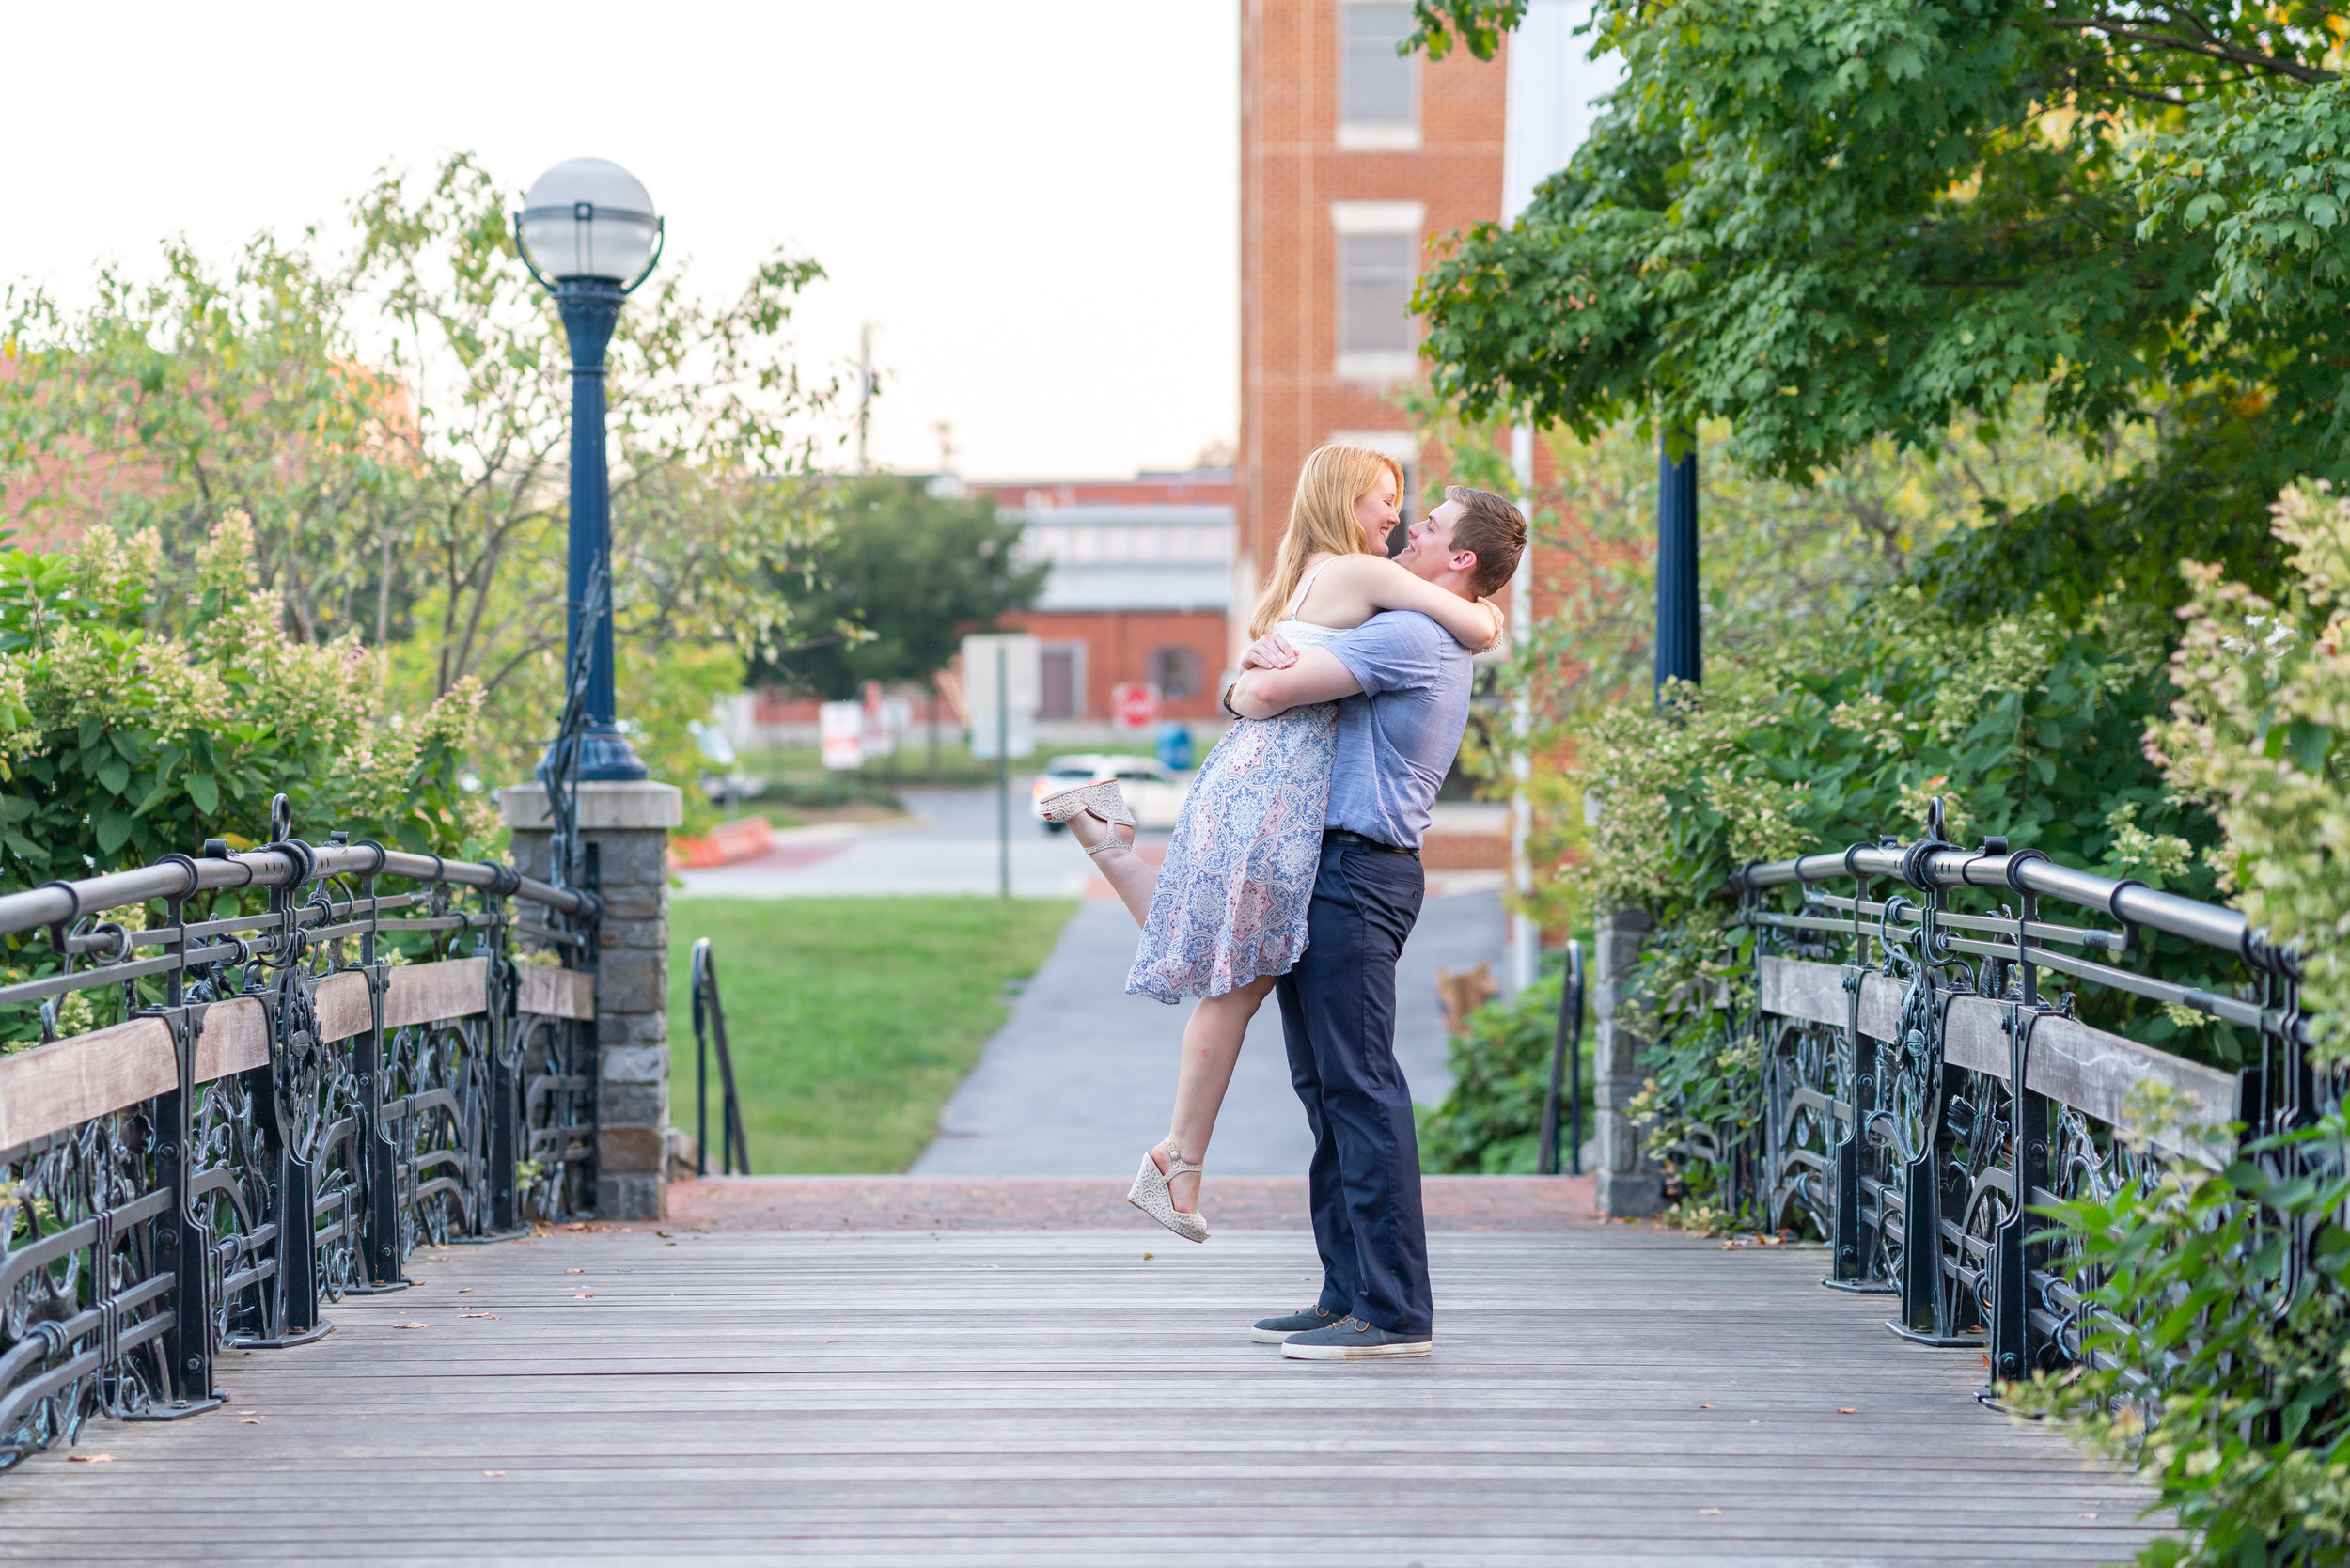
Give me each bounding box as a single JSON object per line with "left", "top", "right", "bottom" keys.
{"left": 1064, "top": 808, "right": 1156, "bottom": 927}
{"left": 1153, "top": 974, "right": 1278, "bottom": 1214}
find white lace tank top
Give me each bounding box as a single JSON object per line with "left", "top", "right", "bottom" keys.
{"left": 1272, "top": 557, "right": 1350, "bottom": 651}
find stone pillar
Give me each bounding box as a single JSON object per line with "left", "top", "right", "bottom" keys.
{"left": 1593, "top": 905, "right": 1664, "bottom": 1218}
{"left": 500, "top": 779, "right": 682, "bottom": 1221}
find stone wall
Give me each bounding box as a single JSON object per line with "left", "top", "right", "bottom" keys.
{"left": 501, "top": 779, "right": 681, "bottom": 1221}
{"left": 1592, "top": 906, "right": 1663, "bottom": 1218}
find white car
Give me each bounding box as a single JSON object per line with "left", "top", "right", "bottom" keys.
{"left": 1031, "top": 754, "right": 1188, "bottom": 831}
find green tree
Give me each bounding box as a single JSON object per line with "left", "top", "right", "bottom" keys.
{"left": 0, "top": 152, "right": 839, "bottom": 789}
{"left": 1406, "top": 1, "right": 2350, "bottom": 619}
{"left": 759, "top": 475, "right": 1045, "bottom": 700}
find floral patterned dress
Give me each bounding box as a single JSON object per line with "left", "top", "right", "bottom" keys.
{"left": 1126, "top": 608, "right": 1344, "bottom": 1004}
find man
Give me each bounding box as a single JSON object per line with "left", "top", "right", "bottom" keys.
{"left": 1220, "top": 486, "right": 1528, "bottom": 1360}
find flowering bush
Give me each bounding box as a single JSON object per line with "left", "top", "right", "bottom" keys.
{"left": 2003, "top": 485, "right": 2350, "bottom": 1567}
{"left": 1570, "top": 587, "right": 2226, "bottom": 1209}
{"left": 0, "top": 516, "right": 493, "bottom": 1044}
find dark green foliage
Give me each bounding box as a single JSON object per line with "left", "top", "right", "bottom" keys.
{"left": 1412, "top": 3, "right": 2344, "bottom": 620}
{"left": 2011, "top": 1118, "right": 2350, "bottom": 1563}
{"left": 1418, "top": 972, "right": 1580, "bottom": 1174}
{"left": 760, "top": 476, "right": 1045, "bottom": 700}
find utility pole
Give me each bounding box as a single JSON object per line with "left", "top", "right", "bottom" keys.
{"left": 854, "top": 322, "right": 878, "bottom": 475}
{"left": 995, "top": 642, "right": 1010, "bottom": 900}
{"left": 1507, "top": 422, "right": 1540, "bottom": 997}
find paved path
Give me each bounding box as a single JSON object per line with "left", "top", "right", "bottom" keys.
{"left": 0, "top": 1198, "right": 2169, "bottom": 1565}
{"left": 677, "top": 788, "right": 1136, "bottom": 899}
{"left": 910, "top": 888, "right": 1506, "bottom": 1176}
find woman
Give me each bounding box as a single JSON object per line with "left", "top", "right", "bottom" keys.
{"left": 1037, "top": 444, "right": 1502, "bottom": 1241}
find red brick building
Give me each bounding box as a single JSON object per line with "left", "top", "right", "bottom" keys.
{"left": 1237, "top": 0, "right": 1513, "bottom": 645}
{"left": 744, "top": 470, "right": 1236, "bottom": 744}
{"left": 983, "top": 471, "right": 1234, "bottom": 726}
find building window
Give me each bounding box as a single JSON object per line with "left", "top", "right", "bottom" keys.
{"left": 1329, "top": 203, "right": 1424, "bottom": 380}
{"left": 1340, "top": 232, "right": 1417, "bottom": 357}
{"left": 1150, "top": 645, "right": 1201, "bottom": 701}
{"left": 1040, "top": 641, "right": 1086, "bottom": 719}
{"left": 1339, "top": 2, "right": 1418, "bottom": 149}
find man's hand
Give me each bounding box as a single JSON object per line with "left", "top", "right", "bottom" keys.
{"left": 1241, "top": 631, "right": 1299, "bottom": 670}
{"left": 1228, "top": 647, "right": 1363, "bottom": 720}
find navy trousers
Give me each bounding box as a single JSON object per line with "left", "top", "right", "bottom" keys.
{"left": 1274, "top": 839, "right": 1432, "bottom": 1336}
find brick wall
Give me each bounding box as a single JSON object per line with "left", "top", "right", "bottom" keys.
{"left": 1002, "top": 607, "right": 1231, "bottom": 721}
{"left": 1239, "top": 0, "right": 1511, "bottom": 657}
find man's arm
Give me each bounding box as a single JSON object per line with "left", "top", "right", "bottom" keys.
{"left": 1226, "top": 648, "right": 1363, "bottom": 720}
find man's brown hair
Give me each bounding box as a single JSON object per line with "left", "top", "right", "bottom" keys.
{"left": 1444, "top": 485, "right": 1527, "bottom": 597}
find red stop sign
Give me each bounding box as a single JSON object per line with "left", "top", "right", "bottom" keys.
{"left": 1112, "top": 682, "right": 1160, "bottom": 731}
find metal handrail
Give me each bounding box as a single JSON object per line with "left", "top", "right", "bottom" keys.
{"left": 1539, "top": 939, "right": 1585, "bottom": 1176}
{"left": 0, "top": 840, "right": 594, "bottom": 939}
{"left": 689, "top": 938, "right": 750, "bottom": 1177}
{"left": 0, "top": 797, "right": 603, "bottom": 1473}
{"left": 1705, "top": 806, "right": 2324, "bottom": 1392}
{"left": 1732, "top": 841, "right": 2273, "bottom": 973}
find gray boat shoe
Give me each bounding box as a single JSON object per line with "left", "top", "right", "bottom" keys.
{"left": 1250, "top": 1304, "right": 1340, "bottom": 1343}
{"left": 1280, "top": 1315, "right": 1433, "bottom": 1360}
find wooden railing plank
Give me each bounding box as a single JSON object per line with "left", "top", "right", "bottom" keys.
{"left": 1757, "top": 956, "right": 1845, "bottom": 1028}
{"left": 315, "top": 970, "right": 372, "bottom": 1043}
{"left": 0, "top": 959, "right": 494, "bottom": 1152}
{"left": 1757, "top": 956, "right": 2236, "bottom": 1137}
{"left": 193, "top": 997, "right": 269, "bottom": 1083}
{"left": 0, "top": 1017, "right": 174, "bottom": 1150}
{"left": 383, "top": 958, "right": 488, "bottom": 1031}
{"left": 517, "top": 965, "right": 595, "bottom": 1021}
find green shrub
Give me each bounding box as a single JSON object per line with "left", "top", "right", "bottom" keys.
{"left": 1419, "top": 973, "right": 1580, "bottom": 1175}
{"left": 2001, "top": 483, "right": 2350, "bottom": 1567}
{"left": 1572, "top": 586, "right": 2232, "bottom": 1215}
{"left": 0, "top": 516, "right": 491, "bottom": 1044}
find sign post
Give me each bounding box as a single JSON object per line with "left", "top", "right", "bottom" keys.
{"left": 962, "top": 634, "right": 1039, "bottom": 901}
{"left": 1110, "top": 682, "right": 1161, "bottom": 734}
{"left": 818, "top": 701, "right": 865, "bottom": 771}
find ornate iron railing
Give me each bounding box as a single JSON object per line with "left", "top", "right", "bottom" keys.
{"left": 0, "top": 800, "right": 600, "bottom": 1469}
{"left": 1716, "top": 805, "right": 2315, "bottom": 1392}
{"left": 688, "top": 939, "right": 750, "bottom": 1178}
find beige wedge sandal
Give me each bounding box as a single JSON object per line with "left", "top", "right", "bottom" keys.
{"left": 1128, "top": 1139, "right": 1209, "bottom": 1244}
{"left": 1038, "top": 779, "right": 1136, "bottom": 858}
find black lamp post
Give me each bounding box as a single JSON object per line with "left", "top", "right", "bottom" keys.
{"left": 515, "top": 158, "right": 666, "bottom": 781}
{"left": 1654, "top": 426, "right": 1700, "bottom": 695}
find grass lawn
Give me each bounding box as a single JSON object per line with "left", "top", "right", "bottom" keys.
{"left": 666, "top": 896, "right": 1076, "bottom": 1173}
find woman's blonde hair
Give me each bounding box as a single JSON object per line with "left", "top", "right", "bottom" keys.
{"left": 1247, "top": 444, "right": 1403, "bottom": 638}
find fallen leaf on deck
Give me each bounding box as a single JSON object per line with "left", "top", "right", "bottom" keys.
{"left": 1699, "top": 1508, "right": 1721, "bottom": 1516}
{"left": 1836, "top": 1407, "right": 1857, "bottom": 1414}
{"left": 572, "top": 1292, "right": 595, "bottom": 1299}
{"left": 565, "top": 1268, "right": 586, "bottom": 1274}
{"left": 391, "top": 1322, "right": 429, "bottom": 1329}
{"left": 67, "top": 1452, "right": 114, "bottom": 1463}
{"left": 1143, "top": 1253, "right": 1154, "bottom": 1261}
{"left": 457, "top": 1288, "right": 474, "bottom": 1294}
{"left": 1699, "top": 1403, "right": 1713, "bottom": 1409}
{"left": 482, "top": 1470, "right": 505, "bottom": 1478}
{"left": 241, "top": 1419, "right": 260, "bottom": 1425}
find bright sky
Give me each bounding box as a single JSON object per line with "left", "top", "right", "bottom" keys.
{"left": 8, "top": 1, "right": 1245, "bottom": 481}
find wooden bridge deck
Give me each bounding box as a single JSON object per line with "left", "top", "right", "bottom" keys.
{"left": 1, "top": 1181, "right": 2166, "bottom": 1566}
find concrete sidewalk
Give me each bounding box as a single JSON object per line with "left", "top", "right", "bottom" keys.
{"left": 911, "top": 886, "right": 1506, "bottom": 1176}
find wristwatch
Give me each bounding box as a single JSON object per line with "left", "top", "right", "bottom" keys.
{"left": 1220, "top": 681, "right": 1244, "bottom": 720}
